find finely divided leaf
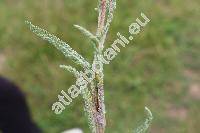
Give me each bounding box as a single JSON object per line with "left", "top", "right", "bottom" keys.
{"left": 134, "top": 107, "right": 153, "bottom": 133}
{"left": 59, "top": 65, "right": 79, "bottom": 77}
{"left": 103, "top": 0, "right": 116, "bottom": 35}
{"left": 74, "top": 24, "right": 99, "bottom": 49}
{"left": 25, "top": 21, "right": 90, "bottom": 68}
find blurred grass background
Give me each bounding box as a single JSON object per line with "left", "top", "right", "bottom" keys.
{"left": 0, "top": 0, "right": 199, "bottom": 132}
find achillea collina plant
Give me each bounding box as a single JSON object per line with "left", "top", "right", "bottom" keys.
{"left": 26, "top": 0, "right": 153, "bottom": 132}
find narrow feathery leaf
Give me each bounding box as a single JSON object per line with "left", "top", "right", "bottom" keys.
{"left": 74, "top": 24, "right": 99, "bottom": 49}
{"left": 82, "top": 88, "right": 96, "bottom": 133}
{"left": 134, "top": 107, "right": 153, "bottom": 133}
{"left": 60, "top": 64, "right": 95, "bottom": 131}
{"left": 102, "top": 0, "right": 116, "bottom": 39}
{"left": 25, "top": 21, "right": 90, "bottom": 68}
{"left": 59, "top": 65, "right": 79, "bottom": 77}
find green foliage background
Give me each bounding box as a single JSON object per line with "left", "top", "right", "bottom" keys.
{"left": 0, "top": 0, "right": 199, "bottom": 132}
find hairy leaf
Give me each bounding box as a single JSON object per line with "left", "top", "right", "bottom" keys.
{"left": 134, "top": 107, "right": 153, "bottom": 133}
{"left": 74, "top": 24, "right": 99, "bottom": 50}
{"left": 25, "top": 21, "right": 91, "bottom": 68}
{"left": 59, "top": 65, "right": 79, "bottom": 77}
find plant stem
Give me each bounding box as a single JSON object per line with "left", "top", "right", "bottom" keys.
{"left": 92, "top": 0, "right": 107, "bottom": 132}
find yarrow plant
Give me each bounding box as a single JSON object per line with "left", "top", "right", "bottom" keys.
{"left": 26, "top": 0, "right": 153, "bottom": 133}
